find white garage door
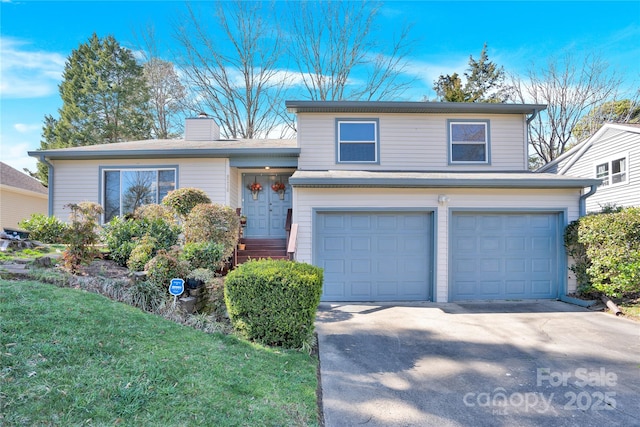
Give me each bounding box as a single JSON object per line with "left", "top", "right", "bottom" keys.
{"left": 450, "top": 212, "right": 561, "bottom": 301}
{"left": 316, "top": 211, "right": 433, "bottom": 301}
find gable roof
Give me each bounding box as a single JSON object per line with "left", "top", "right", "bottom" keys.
{"left": 286, "top": 100, "right": 546, "bottom": 115}
{"left": 537, "top": 123, "right": 640, "bottom": 173}
{"left": 0, "top": 162, "right": 47, "bottom": 194}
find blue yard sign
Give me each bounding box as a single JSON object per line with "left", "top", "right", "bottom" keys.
{"left": 169, "top": 278, "right": 185, "bottom": 296}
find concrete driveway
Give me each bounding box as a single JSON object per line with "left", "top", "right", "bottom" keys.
{"left": 315, "top": 300, "right": 640, "bottom": 427}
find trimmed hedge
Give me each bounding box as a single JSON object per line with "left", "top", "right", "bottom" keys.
{"left": 224, "top": 259, "right": 323, "bottom": 349}
{"left": 576, "top": 207, "right": 640, "bottom": 298}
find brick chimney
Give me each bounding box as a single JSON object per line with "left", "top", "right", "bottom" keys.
{"left": 185, "top": 112, "right": 220, "bottom": 140}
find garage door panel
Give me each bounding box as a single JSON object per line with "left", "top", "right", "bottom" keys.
{"left": 455, "top": 236, "right": 477, "bottom": 251}
{"left": 351, "top": 281, "right": 372, "bottom": 296}
{"left": 481, "top": 216, "right": 502, "bottom": 230}
{"left": 480, "top": 238, "right": 501, "bottom": 251}
{"left": 532, "top": 280, "right": 552, "bottom": 294}
{"left": 324, "top": 259, "right": 345, "bottom": 273}
{"left": 318, "top": 211, "right": 432, "bottom": 301}
{"left": 506, "top": 237, "right": 526, "bottom": 251}
{"left": 324, "top": 280, "right": 346, "bottom": 298}
{"left": 532, "top": 258, "right": 552, "bottom": 273}
{"left": 377, "top": 281, "right": 398, "bottom": 296}
{"left": 479, "top": 280, "right": 502, "bottom": 296}
{"left": 351, "top": 237, "right": 371, "bottom": 251}
{"left": 377, "top": 215, "right": 398, "bottom": 229}
{"left": 506, "top": 259, "right": 526, "bottom": 273}
{"left": 378, "top": 236, "right": 398, "bottom": 251}
{"left": 451, "top": 212, "right": 559, "bottom": 301}
{"left": 532, "top": 237, "right": 552, "bottom": 251}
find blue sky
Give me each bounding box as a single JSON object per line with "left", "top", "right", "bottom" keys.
{"left": 1, "top": 0, "right": 639, "bottom": 174}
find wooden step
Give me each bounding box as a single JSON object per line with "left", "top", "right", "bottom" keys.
{"left": 236, "top": 238, "right": 288, "bottom": 265}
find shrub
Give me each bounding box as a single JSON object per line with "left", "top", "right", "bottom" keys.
{"left": 577, "top": 207, "right": 640, "bottom": 298}
{"left": 162, "top": 187, "right": 211, "bottom": 220}
{"left": 61, "top": 202, "right": 103, "bottom": 274}
{"left": 224, "top": 259, "right": 323, "bottom": 349}
{"left": 184, "top": 204, "right": 239, "bottom": 261}
{"left": 102, "top": 215, "right": 180, "bottom": 267}
{"left": 181, "top": 240, "right": 225, "bottom": 270}
{"left": 19, "top": 214, "right": 69, "bottom": 243}
{"left": 127, "top": 280, "right": 165, "bottom": 312}
{"left": 127, "top": 235, "right": 158, "bottom": 272}
{"left": 564, "top": 219, "right": 592, "bottom": 295}
{"left": 133, "top": 203, "right": 177, "bottom": 224}
{"left": 145, "top": 249, "right": 189, "bottom": 290}
{"left": 205, "top": 277, "right": 228, "bottom": 322}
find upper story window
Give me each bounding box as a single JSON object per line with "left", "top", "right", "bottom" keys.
{"left": 103, "top": 167, "right": 176, "bottom": 222}
{"left": 449, "top": 120, "right": 490, "bottom": 164}
{"left": 595, "top": 155, "right": 628, "bottom": 187}
{"left": 336, "top": 119, "right": 379, "bottom": 163}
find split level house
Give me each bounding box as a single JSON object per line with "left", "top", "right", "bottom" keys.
{"left": 29, "top": 101, "right": 600, "bottom": 303}
{"left": 538, "top": 123, "right": 640, "bottom": 213}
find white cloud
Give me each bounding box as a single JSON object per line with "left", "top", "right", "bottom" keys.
{"left": 13, "top": 123, "right": 41, "bottom": 134}
{"left": 0, "top": 37, "right": 66, "bottom": 98}
{"left": 0, "top": 141, "right": 38, "bottom": 173}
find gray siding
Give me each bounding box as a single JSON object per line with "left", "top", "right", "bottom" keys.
{"left": 296, "top": 113, "right": 528, "bottom": 171}
{"left": 51, "top": 158, "right": 228, "bottom": 221}
{"left": 562, "top": 127, "right": 640, "bottom": 212}
{"left": 293, "top": 187, "right": 580, "bottom": 302}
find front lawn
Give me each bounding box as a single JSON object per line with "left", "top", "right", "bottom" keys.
{"left": 0, "top": 280, "right": 319, "bottom": 426}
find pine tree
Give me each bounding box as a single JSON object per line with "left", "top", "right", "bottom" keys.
{"left": 433, "top": 44, "right": 511, "bottom": 103}
{"left": 36, "top": 34, "right": 151, "bottom": 184}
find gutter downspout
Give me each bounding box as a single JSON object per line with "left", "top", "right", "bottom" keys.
{"left": 526, "top": 107, "right": 542, "bottom": 169}
{"left": 35, "top": 154, "right": 54, "bottom": 216}
{"left": 579, "top": 184, "right": 598, "bottom": 217}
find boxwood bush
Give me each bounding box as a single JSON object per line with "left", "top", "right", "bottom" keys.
{"left": 224, "top": 259, "right": 323, "bottom": 349}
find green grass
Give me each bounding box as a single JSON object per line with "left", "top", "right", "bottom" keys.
{"left": 0, "top": 280, "right": 319, "bottom": 426}
{"left": 618, "top": 298, "right": 640, "bottom": 321}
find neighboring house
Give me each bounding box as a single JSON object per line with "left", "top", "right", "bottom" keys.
{"left": 0, "top": 162, "right": 48, "bottom": 231}
{"left": 29, "top": 102, "right": 599, "bottom": 303}
{"left": 538, "top": 123, "right": 640, "bottom": 213}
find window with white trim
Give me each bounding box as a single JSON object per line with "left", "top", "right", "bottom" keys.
{"left": 595, "top": 156, "right": 628, "bottom": 187}
{"left": 103, "top": 168, "right": 176, "bottom": 222}
{"left": 449, "top": 121, "right": 489, "bottom": 163}
{"left": 337, "top": 120, "right": 378, "bottom": 163}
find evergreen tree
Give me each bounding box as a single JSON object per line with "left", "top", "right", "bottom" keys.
{"left": 433, "top": 43, "right": 511, "bottom": 103}
{"left": 572, "top": 98, "right": 640, "bottom": 141}
{"left": 36, "top": 33, "right": 151, "bottom": 184}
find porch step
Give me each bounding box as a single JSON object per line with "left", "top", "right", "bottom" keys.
{"left": 237, "top": 238, "right": 288, "bottom": 264}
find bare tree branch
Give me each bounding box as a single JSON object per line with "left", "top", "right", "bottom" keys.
{"left": 175, "top": 0, "right": 288, "bottom": 139}
{"left": 286, "top": 0, "right": 415, "bottom": 101}
{"left": 512, "top": 53, "right": 621, "bottom": 165}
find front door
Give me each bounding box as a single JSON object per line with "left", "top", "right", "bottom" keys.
{"left": 242, "top": 174, "right": 292, "bottom": 238}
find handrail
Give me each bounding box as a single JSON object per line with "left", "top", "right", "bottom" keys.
{"left": 287, "top": 223, "right": 298, "bottom": 260}
{"left": 285, "top": 208, "right": 292, "bottom": 232}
